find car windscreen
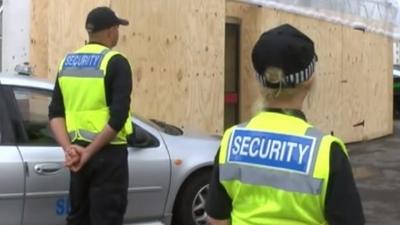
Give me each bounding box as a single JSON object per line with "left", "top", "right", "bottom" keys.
{"left": 133, "top": 114, "right": 183, "bottom": 136}
{"left": 149, "top": 119, "right": 183, "bottom": 136}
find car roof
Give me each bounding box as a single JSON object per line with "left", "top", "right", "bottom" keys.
{"left": 0, "top": 73, "right": 54, "bottom": 91}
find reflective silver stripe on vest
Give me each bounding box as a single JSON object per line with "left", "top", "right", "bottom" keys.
{"left": 59, "top": 68, "right": 104, "bottom": 78}
{"left": 220, "top": 126, "right": 324, "bottom": 195}
{"left": 304, "top": 127, "right": 324, "bottom": 178}
{"left": 68, "top": 129, "right": 126, "bottom": 143}
{"left": 59, "top": 49, "right": 111, "bottom": 78}
{"left": 220, "top": 163, "right": 323, "bottom": 194}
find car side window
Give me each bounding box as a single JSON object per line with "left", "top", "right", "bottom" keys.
{"left": 0, "top": 86, "right": 16, "bottom": 145}
{"left": 12, "top": 87, "right": 57, "bottom": 146}
{"left": 0, "top": 99, "right": 13, "bottom": 145}
{"left": 128, "top": 124, "right": 159, "bottom": 148}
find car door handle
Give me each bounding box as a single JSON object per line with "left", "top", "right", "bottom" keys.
{"left": 34, "top": 163, "right": 63, "bottom": 175}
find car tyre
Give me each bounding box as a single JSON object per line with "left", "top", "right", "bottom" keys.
{"left": 173, "top": 170, "right": 211, "bottom": 225}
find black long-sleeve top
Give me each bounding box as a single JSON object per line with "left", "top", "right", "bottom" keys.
{"left": 48, "top": 44, "right": 132, "bottom": 135}
{"left": 205, "top": 109, "right": 365, "bottom": 225}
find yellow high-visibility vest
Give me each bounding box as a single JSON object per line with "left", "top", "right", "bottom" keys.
{"left": 219, "top": 111, "right": 347, "bottom": 225}
{"left": 58, "top": 43, "right": 133, "bottom": 145}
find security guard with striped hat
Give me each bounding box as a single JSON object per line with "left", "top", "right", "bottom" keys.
{"left": 49, "top": 6, "right": 133, "bottom": 225}
{"left": 206, "top": 24, "right": 365, "bottom": 225}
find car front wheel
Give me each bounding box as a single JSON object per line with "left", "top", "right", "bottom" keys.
{"left": 173, "top": 170, "right": 211, "bottom": 225}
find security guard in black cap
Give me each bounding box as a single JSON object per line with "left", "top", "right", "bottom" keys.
{"left": 206, "top": 24, "right": 365, "bottom": 225}
{"left": 49, "top": 6, "right": 133, "bottom": 225}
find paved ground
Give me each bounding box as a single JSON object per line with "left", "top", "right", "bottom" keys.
{"left": 348, "top": 120, "right": 400, "bottom": 225}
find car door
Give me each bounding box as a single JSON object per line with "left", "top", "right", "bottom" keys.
{"left": 6, "top": 84, "right": 172, "bottom": 224}
{"left": 0, "top": 84, "right": 25, "bottom": 225}
{"left": 124, "top": 121, "right": 171, "bottom": 223}
{"left": 8, "top": 86, "right": 69, "bottom": 225}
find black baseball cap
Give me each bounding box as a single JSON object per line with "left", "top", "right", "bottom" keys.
{"left": 85, "top": 6, "right": 129, "bottom": 33}
{"left": 251, "top": 24, "right": 317, "bottom": 88}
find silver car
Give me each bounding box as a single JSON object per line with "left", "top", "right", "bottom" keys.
{"left": 0, "top": 73, "right": 220, "bottom": 225}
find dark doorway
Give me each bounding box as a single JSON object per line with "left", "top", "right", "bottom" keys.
{"left": 224, "top": 20, "right": 240, "bottom": 129}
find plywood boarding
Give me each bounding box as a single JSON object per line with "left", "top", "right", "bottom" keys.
{"left": 30, "top": 0, "right": 111, "bottom": 79}
{"left": 47, "top": 0, "right": 111, "bottom": 80}
{"left": 362, "top": 33, "right": 393, "bottom": 140}
{"left": 29, "top": 0, "right": 49, "bottom": 78}
{"left": 111, "top": 0, "right": 225, "bottom": 134}
{"left": 226, "top": 2, "right": 393, "bottom": 142}
{"left": 30, "top": 0, "right": 225, "bottom": 134}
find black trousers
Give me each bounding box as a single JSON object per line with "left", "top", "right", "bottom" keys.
{"left": 66, "top": 144, "right": 129, "bottom": 225}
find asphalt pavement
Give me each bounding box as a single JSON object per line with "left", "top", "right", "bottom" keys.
{"left": 348, "top": 120, "right": 400, "bottom": 225}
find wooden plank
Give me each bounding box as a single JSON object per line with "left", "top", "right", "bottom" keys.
{"left": 362, "top": 34, "right": 393, "bottom": 140}
{"left": 29, "top": 0, "right": 49, "bottom": 78}
{"left": 337, "top": 28, "right": 365, "bottom": 142}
